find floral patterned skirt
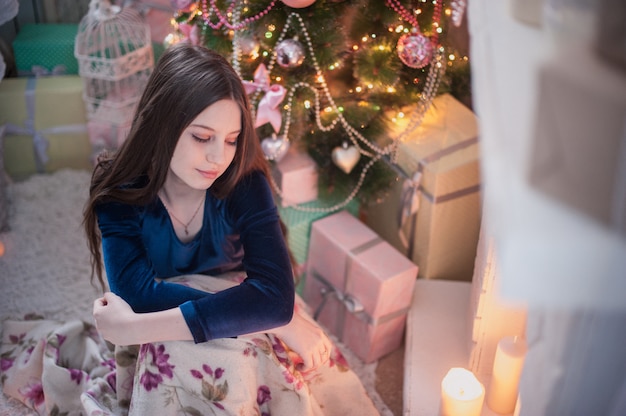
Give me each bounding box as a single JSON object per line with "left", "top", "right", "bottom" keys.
{"left": 0, "top": 274, "right": 380, "bottom": 415}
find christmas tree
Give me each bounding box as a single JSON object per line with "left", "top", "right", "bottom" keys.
{"left": 165, "top": 0, "right": 470, "bottom": 209}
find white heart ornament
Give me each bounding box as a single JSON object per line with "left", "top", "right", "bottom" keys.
{"left": 261, "top": 135, "right": 290, "bottom": 162}
{"left": 331, "top": 144, "right": 360, "bottom": 174}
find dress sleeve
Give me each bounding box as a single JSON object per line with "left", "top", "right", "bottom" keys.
{"left": 179, "top": 172, "right": 295, "bottom": 342}
{"left": 96, "top": 201, "right": 210, "bottom": 312}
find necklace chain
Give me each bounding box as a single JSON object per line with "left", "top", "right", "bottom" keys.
{"left": 162, "top": 197, "right": 204, "bottom": 236}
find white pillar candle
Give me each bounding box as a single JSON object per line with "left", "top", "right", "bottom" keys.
{"left": 487, "top": 336, "right": 528, "bottom": 414}
{"left": 440, "top": 367, "right": 485, "bottom": 416}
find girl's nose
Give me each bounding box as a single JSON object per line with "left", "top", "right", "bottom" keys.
{"left": 205, "top": 140, "right": 225, "bottom": 164}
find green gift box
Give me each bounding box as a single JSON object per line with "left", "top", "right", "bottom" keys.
{"left": 13, "top": 24, "right": 79, "bottom": 75}
{"left": 0, "top": 76, "right": 92, "bottom": 179}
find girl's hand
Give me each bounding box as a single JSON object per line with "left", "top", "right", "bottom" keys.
{"left": 93, "top": 292, "right": 139, "bottom": 345}
{"left": 272, "top": 303, "right": 334, "bottom": 373}
{"left": 93, "top": 292, "right": 193, "bottom": 345}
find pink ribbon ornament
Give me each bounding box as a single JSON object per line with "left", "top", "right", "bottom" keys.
{"left": 178, "top": 23, "right": 201, "bottom": 45}
{"left": 243, "top": 64, "right": 286, "bottom": 133}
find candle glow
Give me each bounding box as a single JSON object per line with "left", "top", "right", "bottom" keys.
{"left": 440, "top": 368, "right": 485, "bottom": 416}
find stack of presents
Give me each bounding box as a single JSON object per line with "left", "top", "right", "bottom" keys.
{"left": 0, "top": 24, "right": 92, "bottom": 178}
{"left": 274, "top": 93, "right": 481, "bottom": 363}
{"left": 1, "top": 15, "right": 481, "bottom": 365}
{"left": 1, "top": 3, "right": 160, "bottom": 179}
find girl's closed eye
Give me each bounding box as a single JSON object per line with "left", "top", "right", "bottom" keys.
{"left": 192, "top": 134, "right": 212, "bottom": 143}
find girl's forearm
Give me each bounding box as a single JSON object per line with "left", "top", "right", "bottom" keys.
{"left": 131, "top": 307, "right": 194, "bottom": 344}
{"left": 94, "top": 292, "right": 195, "bottom": 345}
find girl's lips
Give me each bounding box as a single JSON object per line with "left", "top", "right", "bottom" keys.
{"left": 198, "top": 169, "right": 219, "bottom": 179}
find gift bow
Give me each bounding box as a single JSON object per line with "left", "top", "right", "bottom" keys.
{"left": 30, "top": 65, "right": 67, "bottom": 77}
{"left": 397, "top": 171, "right": 422, "bottom": 250}
{"left": 243, "top": 64, "right": 286, "bottom": 133}
{"left": 310, "top": 269, "right": 410, "bottom": 337}
{"left": 313, "top": 274, "right": 365, "bottom": 321}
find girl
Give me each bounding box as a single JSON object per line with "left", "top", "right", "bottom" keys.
{"left": 83, "top": 42, "right": 379, "bottom": 415}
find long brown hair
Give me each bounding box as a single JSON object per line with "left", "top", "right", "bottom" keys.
{"left": 83, "top": 43, "right": 270, "bottom": 291}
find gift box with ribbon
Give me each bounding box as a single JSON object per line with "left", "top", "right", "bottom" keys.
{"left": 303, "top": 210, "right": 418, "bottom": 363}
{"left": 364, "top": 93, "right": 481, "bottom": 281}
{"left": 12, "top": 24, "right": 79, "bottom": 76}
{"left": 0, "top": 76, "right": 91, "bottom": 179}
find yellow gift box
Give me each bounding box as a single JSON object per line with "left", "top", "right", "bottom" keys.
{"left": 0, "top": 76, "right": 92, "bottom": 179}
{"left": 364, "top": 94, "right": 481, "bottom": 281}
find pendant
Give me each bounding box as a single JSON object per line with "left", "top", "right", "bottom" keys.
{"left": 331, "top": 141, "right": 361, "bottom": 174}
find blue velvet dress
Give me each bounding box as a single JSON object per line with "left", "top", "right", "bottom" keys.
{"left": 95, "top": 170, "right": 295, "bottom": 343}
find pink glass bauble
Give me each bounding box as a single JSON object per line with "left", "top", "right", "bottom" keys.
{"left": 281, "top": 0, "right": 316, "bottom": 8}
{"left": 275, "top": 39, "right": 305, "bottom": 68}
{"left": 396, "top": 31, "right": 433, "bottom": 69}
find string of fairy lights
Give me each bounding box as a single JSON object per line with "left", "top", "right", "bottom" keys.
{"left": 165, "top": 0, "right": 467, "bottom": 213}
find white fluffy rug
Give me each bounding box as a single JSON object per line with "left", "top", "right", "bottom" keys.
{"left": 0, "top": 169, "right": 392, "bottom": 415}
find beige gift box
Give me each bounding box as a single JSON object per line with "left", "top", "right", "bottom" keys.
{"left": 0, "top": 76, "right": 91, "bottom": 179}
{"left": 364, "top": 93, "right": 481, "bottom": 281}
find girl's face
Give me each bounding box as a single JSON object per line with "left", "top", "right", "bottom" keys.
{"left": 169, "top": 99, "right": 241, "bottom": 191}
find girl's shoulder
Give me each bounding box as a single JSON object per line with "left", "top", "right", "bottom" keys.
{"left": 224, "top": 170, "right": 275, "bottom": 216}
{"left": 230, "top": 170, "right": 271, "bottom": 199}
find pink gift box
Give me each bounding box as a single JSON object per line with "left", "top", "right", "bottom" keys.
{"left": 303, "top": 210, "right": 418, "bottom": 362}
{"left": 272, "top": 148, "right": 319, "bottom": 207}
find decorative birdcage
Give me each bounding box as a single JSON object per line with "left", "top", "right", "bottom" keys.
{"left": 74, "top": 0, "right": 153, "bottom": 151}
